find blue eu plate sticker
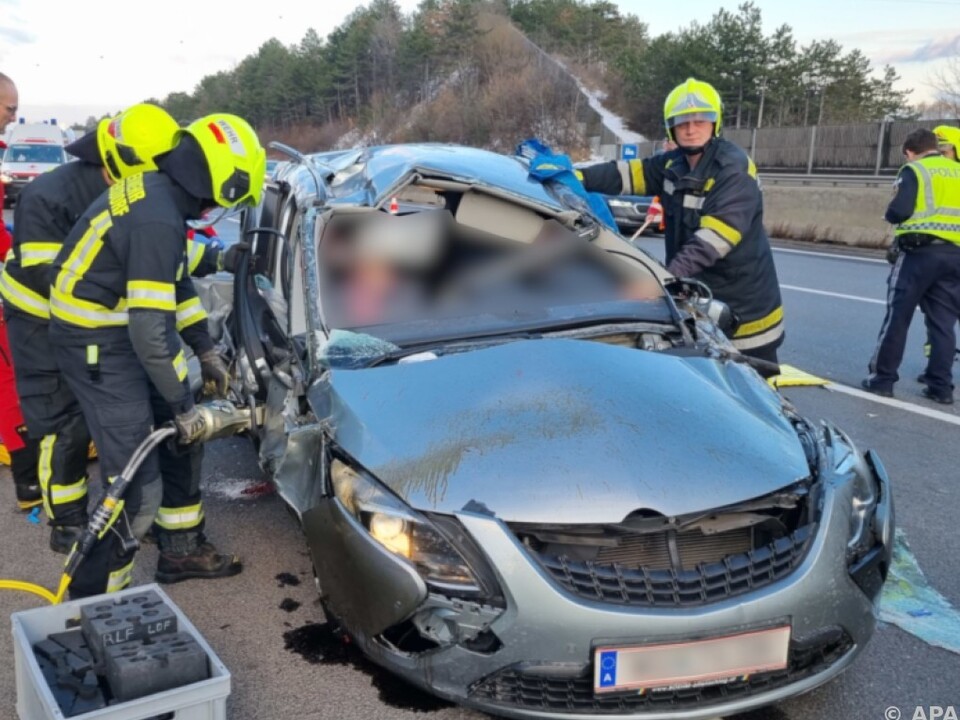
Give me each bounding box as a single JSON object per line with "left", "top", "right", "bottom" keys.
{"left": 598, "top": 650, "right": 617, "bottom": 688}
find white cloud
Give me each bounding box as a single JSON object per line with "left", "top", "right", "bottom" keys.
{"left": 7, "top": 0, "right": 421, "bottom": 124}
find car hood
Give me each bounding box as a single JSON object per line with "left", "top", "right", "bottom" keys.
{"left": 320, "top": 339, "right": 810, "bottom": 524}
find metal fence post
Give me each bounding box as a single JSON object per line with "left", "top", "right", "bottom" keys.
{"left": 874, "top": 121, "right": 886, "bottom": 175}
{"left": 807, "top": 125, "right": 817, "bottom": 174}
{"left": 750, "top": 128, "right": 757, "bottom": 159}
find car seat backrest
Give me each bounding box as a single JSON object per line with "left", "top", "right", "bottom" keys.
{"left": 454, "top": 190, "right": 545, "bottom": 244}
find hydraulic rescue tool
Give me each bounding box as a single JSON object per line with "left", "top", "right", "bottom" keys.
{"left": 0, "top": 400, "right": 255, "bottom": 605}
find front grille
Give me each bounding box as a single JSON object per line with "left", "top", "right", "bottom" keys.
{"left": 469, "top": 627, "right": 853, "bottom": 714}
{"left": 595, "top": 527, "right": 752, "bottom": 569}
{"left": 536, "top": 525, "right": 815, "bottom": 607}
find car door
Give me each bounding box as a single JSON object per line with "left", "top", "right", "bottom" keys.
{"left": 232, "top": 162, "right": 331, "bottom": 517}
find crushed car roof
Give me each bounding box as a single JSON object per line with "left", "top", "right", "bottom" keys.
{"left": 309, "top": 143, "right": 570, "bottom": 213}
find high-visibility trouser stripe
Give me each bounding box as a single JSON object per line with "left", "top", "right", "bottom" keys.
{"left": 106, "top": 560, "right": 135, "bottom": 593}
{"left": 39, "top": 434, "right": 55, "bottom": 518}
{"left": 19, "top": 242, "right": 62, "bottom": 267}
{"left": 0, "top": 269, "right": 50, "bottom": 319}
{"left": 734, "top": 305, "right": 784, "bottom": 339}
{"left": 173, "top": 350, "right": 189, "bottom": 382}
{"left": 869, "top": 253, "right": 905, "bottom": 372}
{"left": 127, "top": 280, "right": 176, "bottom": 311}
{"left": 50, "top": 478, "right": 88, "bottom": 506}
{"left": 54, "top": 210, "right": 112, "bottom": 297}
{"left": 187, "top": 240, "right": 205, "bottom": 274}
{"left": 155, "top": 503, "right": 204, "bottom": 530}
{"left": 175, "top": 297, "right": 207, "bottom": 332}
{"left": 50, "top": 288, "right": 128, "bottom": 328}
{"left": 40, "top": 434, "right": 88, "bottom": 509}
{"left": 693, "top": 228, "right": 734, "bottom": 258}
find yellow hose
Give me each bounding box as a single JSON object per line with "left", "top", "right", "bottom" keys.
{"left": 53, "top": 574, "right": 71, "bottom": 605}
{"left": 0, "top": 579, "right": 58, "bottom": 605}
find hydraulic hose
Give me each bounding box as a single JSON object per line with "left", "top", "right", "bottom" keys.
{"left": 0, "top": 426, "right": 177, "bottom": 606}
{"left": 0, "top": 579, "right": 57, "bottom": 604}
{"left": 56, "top": 426, "right": 177, "bottom": 603}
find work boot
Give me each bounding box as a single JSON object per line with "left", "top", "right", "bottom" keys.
{"left": 10, "top": 438, "right": 42, "bottom": 511}
{"left": 50, "top": 525, "right": 84, "bottom": 555}
{"left": 860, "top": 379, "right": 893, "bottom": 398}
{"left": 155, "top": 533, "right": 242, "bottom": 584}
{"left": 921, "top": 386, "right": 954, "bottom": 405}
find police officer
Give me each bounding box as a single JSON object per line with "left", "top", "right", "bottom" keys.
{"left": 48, "top": 113, "right": 265, "bottom": 597}
{"left": 862, "top": 128, "right": 960, "bottom": 404}
{"left": 577, "top": 78, "right": 784, "bottom": 369}
{"left": 1, "top": 104, "right": 241, "bottom": 554}
{"left": 916, "top": 125, "right": 960, "bottom": 382}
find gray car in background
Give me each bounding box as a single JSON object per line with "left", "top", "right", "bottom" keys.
{"left": 212, "top": 143, "right": 893, "bottom": 719}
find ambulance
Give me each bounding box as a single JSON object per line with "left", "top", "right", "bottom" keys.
{"left": 1, "top": 123, "right": 68, "bottom": 207}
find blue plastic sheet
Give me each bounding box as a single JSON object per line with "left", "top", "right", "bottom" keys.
{"left": 880, "top": 529, "right": 960, "bottom": 655}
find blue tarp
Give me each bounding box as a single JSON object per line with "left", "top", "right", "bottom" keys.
{"left": 880, "top": 529, "right": 960, "bottom": 655}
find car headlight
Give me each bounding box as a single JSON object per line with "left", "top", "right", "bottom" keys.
{"left": 331, "top": 458, "right": 482, "bottom": 593}
{"left": 606, "top": 198, "right": 634, "bottom": 209}
{"left": 846, "top": 452, "right": 880, "bottom": 563}
{"left": 0, "top": 173, "right": 11, "bottom": 184}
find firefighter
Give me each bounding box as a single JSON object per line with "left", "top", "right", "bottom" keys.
{"left": 577, "top": 78, "right": 784, "bottom": 370}
{"left": 1, "top": 104, "right": 242, "bottom": 554}
{"left": 47, "top": 113, "right": 264, "bottom": 598}
{"left": 0, "top": 71, "right": 42, "bottom": 512}
{"left": 862, "top": 128, "right": 960, "bottom": 404}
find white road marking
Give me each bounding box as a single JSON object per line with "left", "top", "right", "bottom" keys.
{"left": 773, "top": 246, "right": 888, "bottom": 264}
{"left": 225, "top": 216, "right": 240, "bottom": 223}
{"left": 824, "top": 382, "right": 960, "bottom": 426}
{"left": 781, "top": 284, "right": 885, "bottom": 305}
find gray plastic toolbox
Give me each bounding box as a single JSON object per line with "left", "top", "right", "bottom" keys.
{"left": 12, "top": 583, "right": 231, "bottom": 720}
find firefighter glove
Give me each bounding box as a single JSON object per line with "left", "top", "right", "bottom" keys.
{"left": 174, "top": 406, "right": 206, "bottom": 445}
{"left": 199, "top": 350, "right": 230, "bottom": 398}
{"left": 220, "top": 241, "right": 250, "bottom": 274}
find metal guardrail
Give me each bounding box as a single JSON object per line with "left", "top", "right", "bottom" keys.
{"left": 759, "top": 173, "right": 895, "bottom": 188}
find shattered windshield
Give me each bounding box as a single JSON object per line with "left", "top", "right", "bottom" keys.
{"left": 315, "top": 205, "right": 670, "bottom": 366}
{"left": 317, "top": 329, "right": 401, "bottom": 369}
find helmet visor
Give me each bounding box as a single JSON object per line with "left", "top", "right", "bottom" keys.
{"left": 666, "top": 111, "right": 719, "bottom": 129}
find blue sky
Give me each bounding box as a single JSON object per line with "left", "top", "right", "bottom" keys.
{"left": 0, "top": 0, "right": 956, "bottom": 125}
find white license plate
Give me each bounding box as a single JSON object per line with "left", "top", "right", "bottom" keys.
{"left": 594, "top": 626, "right": 791, "bottom": 694}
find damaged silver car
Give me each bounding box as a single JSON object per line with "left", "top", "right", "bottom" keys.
{"left": 201, "top": 143, "right": 894, "bottom": 719}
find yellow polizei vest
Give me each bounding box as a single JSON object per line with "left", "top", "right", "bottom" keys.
{"left": 895, "top": 154, "right": 960, "bottom": 245}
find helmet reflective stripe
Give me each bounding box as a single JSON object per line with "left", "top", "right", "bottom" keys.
{"left": 666, "top": 111, "right": 719, "bottom": 128}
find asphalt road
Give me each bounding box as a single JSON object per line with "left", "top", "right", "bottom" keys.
{"left": 1, "top": 210, "right": 958, "bottom": 719}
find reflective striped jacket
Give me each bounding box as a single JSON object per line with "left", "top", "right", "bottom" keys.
{"left": 48, "top": 173, "right": 213, "bottom": 407}
{"left": 578, "top": 138, "right": 784, "bottom": 352}
{"left": 0, "top": 161, "right": 220, "bottom": 324}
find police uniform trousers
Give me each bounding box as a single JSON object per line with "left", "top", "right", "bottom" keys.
{"left": 49, "top": 329, "right": 205, "bottom": 597}
{"left": 869, "top": 243, "right": 960, "bottom": 395}
{"left": 4, "top": 308, "right": 91, "bottom": 526}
